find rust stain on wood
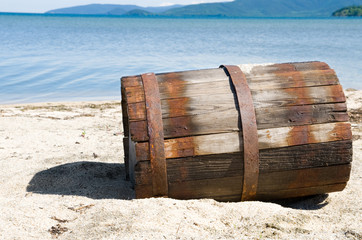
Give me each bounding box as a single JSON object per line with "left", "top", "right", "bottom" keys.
{"left": 161, "top": 73, "right": 194, "bottom": 138}
{"left": 274, "top": 68, "right": 305, "bottom": 88}
{"left": 121, "top": 76, "right": 142, "bottom": 88}
{"left": 284, "top": 84, "right": 314, "bottom": 105}
{"left": 165, "top": 97, "right": 190, "bottom": 117}
{"left": 331, "top": 122, "right": 352, "bottom": 141}
{"left": 165, "top": 137, "right": 195, "bottom": 159}
{"left": 159, "top": 72, "right": 186, "bottom": 98}
{"left": 327, "top": 84, "right": 346, "bottom": 102}
{"left": 266, "top": 130, "right": 271, "bottom": 139}
{"left": 281, "top": 71, "right": 338, "bottom": 126}
{"left": 160, "top": 72, "right": 196, "bottom": 182}
{"left": 287, "top": 125, "right": 316, "bottom": 146}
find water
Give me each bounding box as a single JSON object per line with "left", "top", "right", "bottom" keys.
{"left": 0, "top": 13, "right": 361, "bottom": 104}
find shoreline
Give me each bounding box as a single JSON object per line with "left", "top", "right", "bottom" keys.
{"left": 0, "top": 88, "right": 360, "bottom": 107}
{"left": 0, "top": 100, "right": 120, "bottom": 108}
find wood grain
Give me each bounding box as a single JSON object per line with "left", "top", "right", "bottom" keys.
{"left": 134, "top": 141, "right": 352, "bottom": 185}
{"left": 135, "top": 164, "right": 350, "bottom": 201}
{"left": 121, "top": 61, "right": 352, "bottom": 201}
{"left": 134, "top": 122, "right": 352, "bottom": 160}
{"left": 122, "top": 61, "right": 336, "bottom": 95}
{"left": 129, "top": 102, "right": 348, "bottom": 141}
{"left": 124, "top": 77, "right": 342, "bottom": 105}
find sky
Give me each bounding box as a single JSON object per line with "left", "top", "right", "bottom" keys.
{"left": 0, "top": 0, "right": 233, "bottom": 13}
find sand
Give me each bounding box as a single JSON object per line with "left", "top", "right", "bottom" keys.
{"left": 0, "top": 90, "right": 361, "bottom": 240}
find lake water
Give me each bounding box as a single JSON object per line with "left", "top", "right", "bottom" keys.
{"left": 0, "top": 13, "right": 361, "bottom": 104}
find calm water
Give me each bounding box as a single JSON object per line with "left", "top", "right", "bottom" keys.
{"left": 0, "top": 14, "right": 361, "bottom": 104}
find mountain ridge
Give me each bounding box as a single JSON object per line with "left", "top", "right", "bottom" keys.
{"left": 46, "top": 0, "right": 362, "bottom": 17}
{"left": 45, "top": 4, "right": 182, "bottom": 15}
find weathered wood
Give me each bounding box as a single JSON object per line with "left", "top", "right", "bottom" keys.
{"left": 135, "top": 176, "right": 242, "bottom": 201}
{"left": 257, "top": 164, "right": 351, "bottom": 192}
{"left": 216, "top": 183, "right": 348, "bottom": 202}
{"left": 241, "top": 61, "right": 332, "bottom": 75}
{"left": 128, "top": 134, "right": 137, "bottom": 185}
{"left": 134, "top": 141, "right": 352, "bottom": 185}
{"left": 127, "top": 96, "right": 347, "bottom": 123}
{"left": 128, "top": 85, "right": 346, "bottom": 142}
{"left": 124, "top": 69, "right": 340, "bottom": 106}
{"left": 129, "top": 102, "right": 348, "bottom": 141}
{"left": 122, "top": 61, "right": 335, "bottom": 90}
{"left": 258, "top": 140, "right": 352, "bottom": 173}
{"left": 124, "top": 76, "right": 342, "bottom": 105}
{"left": 121, "top": 85, "right": 130, "bottom": 180}
{"left": 258, "top": 122, "right": 351, "bottom": 150}
{"left": 123, "top": 137, "right": 130, "bottom": 180}
{"left": 135, "top": 122, "right": 352, "bottom": 160}
{"left": 243, "top": 69, "right": 338, "bottom": 90}
{"left": 121, "top": 61, "right": 353, "bottom": 201}
{"left": 121, "top": 84, "right": 130, "bottom": 136}
{"left": 135, "top": 164, "right": 350, "bottom": 200}
{"left": 255, "top": 183, "right": 347, "bottom": 201}
{"left": 256, "top": 103, "right": 348, "bottom": 128}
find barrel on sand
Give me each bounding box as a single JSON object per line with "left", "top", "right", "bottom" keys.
{"left": 121, "top": 61, "right": 352, "bottom": 202}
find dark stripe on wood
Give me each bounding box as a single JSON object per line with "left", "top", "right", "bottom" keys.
{"left": 216, "top": 183, "right": 347, "bottom": 202}
{"left": 135, "top": 164, "right": 350, "bottom": 201}
{"left": 134, "top": 141, "right": 352, "bottom": 185}
{"left": 258, "top": 140, "right": 352, "bottom": 173}
{"left": 255, "top": 183, "right": 347, "bottom": 201}
{"left": 257, "top": 164, "right": 351, "bottom": 192}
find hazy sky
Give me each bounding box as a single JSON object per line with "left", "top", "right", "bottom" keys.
{"left": 0, "top": 0, "right": 232, "bottom": 13}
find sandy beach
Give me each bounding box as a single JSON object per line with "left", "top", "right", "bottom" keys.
{"left": 0, "top": 89, "right": 361, "bottom": 240}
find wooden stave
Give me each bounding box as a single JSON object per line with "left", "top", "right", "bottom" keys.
{"left": 121, "top": 61, "right": 353, "bottom": 201}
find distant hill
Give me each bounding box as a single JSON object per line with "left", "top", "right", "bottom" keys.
{"left": 162, "top": 0, "right": 362, "bottom": 17}
{"left": 332, "top": 6, "right": 362, "bottom": 16}
{"left": 121, "top": 9, "right": 154, "bottom": 17}
{"left": 46, "top": 0, "right": 362, "bottom": 17}
{"left": 45, "top": 4, "right": 181, "bottom": 15}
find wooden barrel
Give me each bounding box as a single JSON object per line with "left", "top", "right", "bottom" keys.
{"left": 121, "top": 61, "right": 352, "bottom": 202}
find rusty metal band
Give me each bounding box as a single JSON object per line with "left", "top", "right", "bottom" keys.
{"left": 220, "top": 65, "right": 260, "bottom": 201}
{"left": 141, "top": 73, "right": 168, "bottom": 197}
